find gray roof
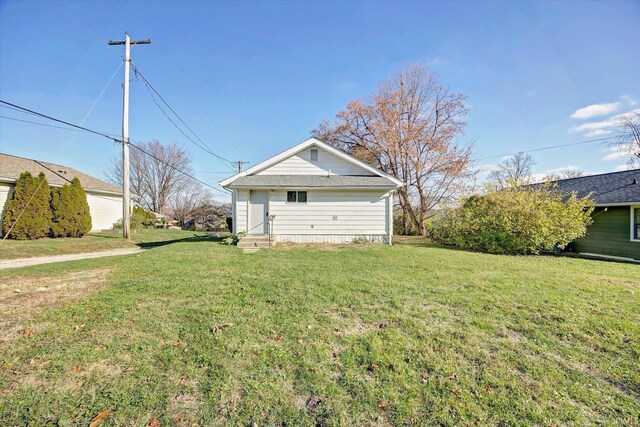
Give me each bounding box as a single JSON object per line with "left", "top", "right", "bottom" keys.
{"left": 0, "top": 153, "right": 121, "bottom": 194}
{"left": 546, "top": 169, "right": 640, "bottom": 205}
{"left": 227, "top": 175, "right": 399, "bottom": 189}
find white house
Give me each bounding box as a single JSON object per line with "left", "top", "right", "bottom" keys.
{"left": 0, "top": 153, "right": 124, "bottom": 232}
{"left": 220, "top": 138, "right": 403, "bottom": 244}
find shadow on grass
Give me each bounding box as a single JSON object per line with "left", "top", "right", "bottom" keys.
{"left": 135, "top": 233, "right": 223, "bottom": 249}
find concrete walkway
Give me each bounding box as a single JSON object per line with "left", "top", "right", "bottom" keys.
{"left": 0, "top": 248, "right": 145, "bottom": 270}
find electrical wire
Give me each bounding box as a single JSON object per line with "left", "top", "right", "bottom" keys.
{"left": 0, "top": 115, "right": 99, "bottom": 133}
{"left": 0, "top": 100, "right": 227, "bottom": 196}
{"left": 128, "top": 142, "right": 227, "bottom": 195}
{"left": 60, "top": 61, "right": 124, "bottom": 151}
{"left": 0, "top": 100, "right": 122, "bottom": 142}
{"left": 130, "top": 62, "right": 235, "bottom": 168}
{"left": 477, "top": 135, "right": 626, "bottom": 161}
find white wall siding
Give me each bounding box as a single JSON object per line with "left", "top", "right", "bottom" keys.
{"left": 256, "top": 148, "right": 375, "bottom": 176}
{"left": 275, "top": 234, "right": 389, "bottom": 244}
{"left": 87, "top": 192, "right": 123, "bottom": 231}
{"left": 235, "top": 189, "right": 249, "bottom": 233}
{"left": 0, "top": 183, "right": 14, "bottom": 234}
{"left": 269, "top": 190, "right": 388, "bottom": 238}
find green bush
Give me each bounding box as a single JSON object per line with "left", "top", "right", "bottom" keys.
{"left": 71, "top": 177, "right": 92, "bottom": 235}
{"left": 112, "top": 213, "right": 144, "bottom": 232}
{"left": 2, "top": 172, "right": 52, "bottom": 240}
{"left": 431, "top": 186, "right": 594, "bottom": 255}
{"left": 132, "top": 205, "right": 157, "bottom": 227}
{"left": 50, "top": 178, "right": 92, "bottom": 237}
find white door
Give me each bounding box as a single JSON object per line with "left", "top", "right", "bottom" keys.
{"left": 248, "top": 190, "right": 268, "bottom": 234}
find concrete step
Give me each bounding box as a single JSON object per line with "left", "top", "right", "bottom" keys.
{"left": 238, "top": 241, "right": 272, "bottom": 249}
{"left": 243, "top": 248, "right": 261, "bottom": 253}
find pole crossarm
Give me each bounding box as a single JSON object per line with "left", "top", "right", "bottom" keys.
{"left": 108, "top": 39, "right": 151, "bottom": 45}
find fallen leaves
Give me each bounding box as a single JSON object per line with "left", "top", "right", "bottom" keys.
{"left": 18, "top": 328, "right": 35, "bottom": 337}
{"left": 210, "top": 323, "right": 233, "bottom": 335}
{"left": 367, "top": 363, "right": 380, "bottom": 373}
{"left": 377, "top": 401, "right": 389, "bottom": 411}
{"left": 88, "top": 408, "right": 113, "bottom": 427}
{"left": 145, "top": 415, "right": 161, "bottom": 427}
{"left": 305, "top": 395, "right": 321, "bottom": 411}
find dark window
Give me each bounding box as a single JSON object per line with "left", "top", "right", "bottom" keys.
{"left": 310, "top": 149, "right": 318, "bottom": 162}
{"left": 298, "top": 191, "right": 307, "bottom": 203}
{"left": 287, "top": 191, "right": 297, "bottom": 202}
{"left": 634, "top": 207, "right": 640, "bottom": 240}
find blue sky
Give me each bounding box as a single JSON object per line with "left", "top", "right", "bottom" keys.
{"left": 1, "top": 0, "right": 639, "bottom": 200}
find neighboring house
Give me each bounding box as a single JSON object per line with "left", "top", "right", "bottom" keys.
{"left": 0, "top": 153, "right": 124, "bottom": 232}
{"left": 549, "top": 169, "right": 640, "bottom": 262}
{"left": 220, "top": 138, "right": 403, "bottom": 244}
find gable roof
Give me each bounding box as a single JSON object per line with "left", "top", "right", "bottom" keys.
{"left": 546, "top": 169, "right": 640, "bottom": 205}
{"left": 220, "top": 137, "right": 403, "bottom": 188}
{"left": 0, "top": 153, "right": 122, "bottom": 195}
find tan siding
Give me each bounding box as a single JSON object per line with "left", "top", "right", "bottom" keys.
{"left": 256, "top": 148, "right": 375, "bottom": 176}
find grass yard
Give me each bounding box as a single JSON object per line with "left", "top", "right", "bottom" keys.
{"left": 0, "top": 234, "right": 638, "bottom": 426}
{"left": 0, "top": 229, "right": 203, "bottom": 260}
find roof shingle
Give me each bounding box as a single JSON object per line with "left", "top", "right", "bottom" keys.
{"left": 227, "top": 175, "right": 399, "bottom": 189}
{"left": 545, "top": 169, "right": 640, "bottom": 205}
{"left": 0, "top": 153, "right": 121, "bottom": 194}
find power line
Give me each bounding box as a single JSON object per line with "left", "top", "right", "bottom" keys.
{"left": 477, "top": 135, "right": 624, "bottom": 161}
{"left": 129, "top": 142, "right": 227, "bottom": 195}
{"left": 0, "top": 114, "right": 100, "bottom": 133}
{"left": 0, "top": 100, "right": 227, "bottom": 196}
{"left": 130, "top": 62, "right": 235, "bottom": 168}
{"left": 0, "top": 100, "right": 121, "bottom": 142}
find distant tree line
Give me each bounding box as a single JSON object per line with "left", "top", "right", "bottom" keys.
{"left": 106, "top": 139, "right": 227, "bottom": 229}
{"left": 2, "top": 172, "right": 92, "bottom": 240}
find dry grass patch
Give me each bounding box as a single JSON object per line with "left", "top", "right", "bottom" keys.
{"left": 0, "top": 268, "right": 111, "bottom": 339}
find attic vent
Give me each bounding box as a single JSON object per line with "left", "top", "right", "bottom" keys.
{"left": 633, "top": 178, "right": 638, "bottom": 185}
{"left": 58, "top": 169, "right": 67, "bottom": 174}
{"left": 310, "top": 148, "right": 318, "bottom": 162}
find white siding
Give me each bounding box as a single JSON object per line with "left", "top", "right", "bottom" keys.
{"left": 256, "top": 148, "right": 375, "bottom": 176}
{"left": 235, "top": 189, "right": 249, "bottom": 233}
{"left": 269, "top": 189, "right": 389, "bottom": 241}
{"left": 0, "top": 183, "right": 14, "bottom": 235}
{"left": 87, "top": 192, "right": 123, "bottom": 231}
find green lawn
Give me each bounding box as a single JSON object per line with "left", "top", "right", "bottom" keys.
{"left": 0, "top": 229, "right": 203, "bottom": 260}
{"left": 0, "top": 234, "right": 638, "bottom": 426}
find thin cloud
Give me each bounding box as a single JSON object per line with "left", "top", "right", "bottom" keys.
{"left": 602, "top": 143, "right": 632, "bottom": 162}
{"left": 570, "top": 102, "right": 621, "bottom": 120}
{"left": 570, "top": 108, "right": 640, "bottom": 134}
{"left": 585, "top": 129, "right": 613, "bottom": 137}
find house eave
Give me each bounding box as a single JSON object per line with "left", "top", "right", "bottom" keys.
{"left": 0, "top": 176, "right": 123, "bottom": 197}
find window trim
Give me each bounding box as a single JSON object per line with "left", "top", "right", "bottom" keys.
{"left": 631, "top": 206, "right": 640, "bottom": 242}
{"left": 286, "top": 190, "right": 308, "bottom": 204}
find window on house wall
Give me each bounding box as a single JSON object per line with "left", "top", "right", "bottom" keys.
{"left": 633, "top": 207, "right": 640, "bottom": 241}
{"left": 310, "top": 148, "right": 318, "bottom": 162}
{"left": 287, "top": 191, "right": 307, "bottom": 203}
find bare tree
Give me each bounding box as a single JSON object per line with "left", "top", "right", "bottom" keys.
{"left": 106, "top": 140, "right": 193, "bottom": 213}
{"left": 488, "top": 152, "right": 535, "bottom": 189}
{"left": 313, "top": 64, "right": 473, "bottom": 235}
{"left": 170, "top": 181, "right": 213, "bottom": 227}
{"left": 558, "top": 168, "right": 585, "bottom": 179}
{"left": 614, "top": 110, "right": 640, "bottom": 168}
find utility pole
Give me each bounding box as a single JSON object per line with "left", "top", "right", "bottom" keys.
{"left": 109, "top": 33, "right": 151, "bottom": 239}
{"left": 232, "top": 160, "right": 249, "bottom": 173}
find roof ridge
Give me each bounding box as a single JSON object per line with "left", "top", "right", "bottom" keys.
{"left": 548, "top": 168, "right": 640, "bottom": 184}
{"left": 0, "top": 152, "right": 76, "bottom": 171}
